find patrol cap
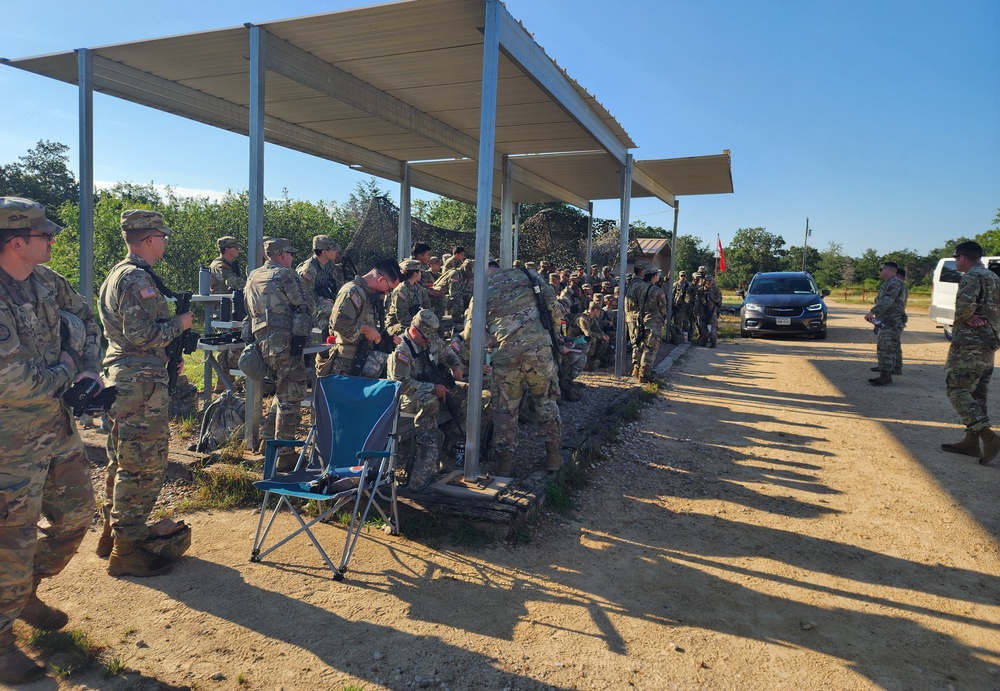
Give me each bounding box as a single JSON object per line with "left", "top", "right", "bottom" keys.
{"left": 399, "top": 258, "right": 423, "bottom": 272}
{"left": 634, "top": 260, "right": 648, "bottom": 272}
{"left": 548, "top": 273, "right": 561, "bottom": 281}
{"left": 0, "top": 197, "right": 62, "bottom": 234}
{"left": 582, "top": 283, "right": 593, "bottom": 291}
{"left": 705, "top": 274, "right": 716, "bottom": 281}
{"left": 524, "top": 261, "right": 537, "bottom": 270}
{"left": 412, "top": 308, "right": 439, "bottom": 333}
{"left": 693, "top": 272, "right": 702, "bottom": 279}
{"left": 679, "top": 270, "right": 687, "bottom": 276}
{"left": 429, "top": 255, "right": 442, "bottom": 265}
{"left": 264, "top": 237, "right": 297, "bottom": 256}
{"left": 312, "top": 235, "right": 340, "bottom": 251}
{"left": 601, "top": 281, "right": 612, "bottom": 288}
{"left": 646, "top": 266, "right": 661, "bottom": 275}
{"left": 121, "top": 209, "right": 172, "bottom": 239}
{"left": 602, "top": 265, "right": 612, "bottom": 272}
{"left": 588, "top": 300, "right": 602, "bottom": 311}
{"left": 594, "top": 294, "right": 606, "bottom": 303}
{"left": 217, "top": 236, "right": 239, "bottom": 250}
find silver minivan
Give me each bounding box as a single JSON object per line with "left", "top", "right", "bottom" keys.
{"left": 930, "top": 256, "right": 1000, "bottom": 340}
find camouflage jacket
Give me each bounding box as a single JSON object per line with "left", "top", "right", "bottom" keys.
{"left": 387, "top": 333, "right": 461, "bottom": 402}
{"left": 99, "top": 253, "right": 184, "bottom": 382}
{"left": 624, "top": 277, "right": 648, "bottom": 317}
{"left": 699, "top": 285, "right": 723, "bottom": 315}
{"left": 463, "top": 268, "right": 561, "bottom": 367}
{"left": 0, "top": 264, "right": 101, "bottom": 413}
{"left": 208, "top": 256, "right": 245, "bottom": 293}
{"left": 566, "top": 312, "right": 605, "bottom": 340}
{"left": 435, "top": 267, "right": 472, "bottom": 300}
{"left": 872, "top": 275, "right": 907, "bottom": 328}
{"left": 386, "top": 280, "right": 426, "bottom": 336}
{"left": 330, "top": 274, "right": 382, "bottom": 351}
{"left": 244, "top": 260, "right": 312, "bottom": 338}
{"left": 953, "top": 264, "right": 1000, "bottom": 346}
{"left": 641, "top": 282, "right": 668, "bottom": 325}
{"left": 296, "top": 256, "right": 339, "bottom": 325}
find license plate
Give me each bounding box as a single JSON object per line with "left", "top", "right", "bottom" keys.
{"left": 776, "top": 317, "right": 791, "bottom": 326}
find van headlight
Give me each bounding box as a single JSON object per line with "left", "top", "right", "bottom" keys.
{"left": 806, "top": 302, "right": 823, "bottom": 311}
{"left": 744, "top": 302, "right": 764, "bottom": 312}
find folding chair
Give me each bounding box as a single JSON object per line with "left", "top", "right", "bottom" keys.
{"left": 250, "top": 375, "right": 402, "bottom": 581}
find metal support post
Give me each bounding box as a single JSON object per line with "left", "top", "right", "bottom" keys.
{"left": 513, "top": 203, "right": 520, "bottom": 261}
{"left": 614, "top": 154, "right": 633, "bottom": 378}
{"left": 666, "top": 201, "right": 679, "bottom": 330}
{"left": 802, "top": 217, "right": 810, "bottom": 272}
{"left": 398, "top": 163, "right": 411, "bottom": 260}
{"left": 77, "top": 48, "right": 94, "bottom": 304}
{"left": 585, "top": 202, "right": 594, "bottom": 280}
{"left": 463, "top": 0, "right": 500, "bottom": 482}
{"left": 500, "top": 154, "right": 513, "bottom": 268}
{"left": 245, "top": 25, "right": 266, "bottom": 450}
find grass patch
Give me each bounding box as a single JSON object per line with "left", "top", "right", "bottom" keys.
{"left": 182, "top": 350, "right": 207, "bottom": 392}
{"left": 717, "top": 312, "right": 742, "bottom": 339}
{"left": 102, "top": 652, "right": 130, "bottom": 677}
{"left": 544, "top": 480, "right": 576, "bottom": 516}
{"left": 26, "top": 628, "right": 104, "bottom": 677}
{"left": 177, "top": 412, "right": 200, "bottom": 437}
{"left": 175, "top": 462, "right": 261, "bottom": 513}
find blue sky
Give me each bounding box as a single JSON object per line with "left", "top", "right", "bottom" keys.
{"left": 1, "top": 0, "right": 997, "bottom": 258}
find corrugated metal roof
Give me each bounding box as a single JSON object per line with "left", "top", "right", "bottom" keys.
{"left": 637, "top": 237, "right": 670, "bottom": 255}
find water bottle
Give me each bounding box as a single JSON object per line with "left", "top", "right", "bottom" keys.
{"left": 454, "top": 441, "right": 466, "bottom": 468}
{"left": 873, "top": 318, "right": 883, "bottom": 336}
{"left": 199, "top": 266, "right": 211, "bottom": 296}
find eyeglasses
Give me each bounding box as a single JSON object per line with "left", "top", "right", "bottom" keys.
{"left": 149, "top": 234, "right": 170, "bottom": 243}
{"left": 16, "top": 232, "right": 56, "bottom": 242}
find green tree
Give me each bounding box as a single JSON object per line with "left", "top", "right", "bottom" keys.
{"left": 974, "top": 208, "right": 1000, "bottom": 254}
{"left": 0, "top": 140, "right": 79, "bottom": 211}
{"left": 721, "top": 227, "right": 786, "bottom": 288}
{"left": 672, "top": 234, "right": 714, "bottom": 275}
{"left": 812, "top": 242, "right": 848, "bottom": 288}
{"left": 782, "top": 245, "right": 822, "bottom": 276}
{"left": 853, "top": 248, "right": 882, "bottom": 283}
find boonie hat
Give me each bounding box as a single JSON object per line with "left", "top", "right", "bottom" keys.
{"left": 264, "top": 237, "right": 297, "bottom": 256}
{"left": 312, "top": 235, "right": 340, "bottom": 251}
{"left": 0, "top": 197, "right": 62, "bottom": 234}
{"left": 121, "top": 210, "right": 172, "bottom": 239}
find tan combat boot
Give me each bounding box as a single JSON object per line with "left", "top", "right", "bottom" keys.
{"left": 560, "top": 379, "right": 581, "bottom": 402}
{"left": 868, "top": 371, "right": 892, "bottom": 386}
{"left": 978, "top": 428, "right": 1000, "bottom": 466}
{"left": 545, "top": 441, "right": 563, "bottom": 471}
{"left": 941, "top": 430, "right": 981, "bottom": 457}
{"left": 108, "top": 538, "right": 173, "bottom": 578}
{"left": 19, "top": 579, "right": 68, "bottom": 631}
{"left": 95, "top": 503, "right": 113, "bottom": 558}
{"left": 0, "top": 627, "right": 46, "bottom": 685}
{"left": 630, "top": 364, "right": 640, "bottom": 378}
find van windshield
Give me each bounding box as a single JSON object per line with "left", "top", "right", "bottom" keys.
{"left": 748, "top": 278, "right": 817, "bottom": 295}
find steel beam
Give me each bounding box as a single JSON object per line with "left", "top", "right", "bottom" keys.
{"left": 245, "top": 26, "right": 265, "bottom": 450}
{"left": 614, "top": 154, "right": 633, "bottom": 377}
{"left": 585, "top": 202, "right": 594, "bottom": 279}
{"left": 511, "top": 165, "right": 589, "bottom": 210}
{"left": 409, "top": 169, "right": 500, "bottom": 208}
{"left": 464, "top": 0, "right": 500, "bottom": 483}
{"left": 500, "top": 155, "right": 513, "bottom": 268}
{"left": 513, "top": 203, "right": 520, "bottom": 261}
{"left": 632, "top": 165, "right": 676, "bottom": 208}
{"left": 398, "top": 163, "right": 411, "bottom": 260}
{"left": 76, "top": 48, "right": 94, "bottom": 305}
{"left": 666, "top": 201, "right": 679, "bottom": 330}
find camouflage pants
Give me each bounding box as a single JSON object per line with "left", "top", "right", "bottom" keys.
{"left": 639, "top": 323, "right": 663, "bottom": 377}
{"left": 945, "top": 341, "right": 996, "bottom": 432}
{"left": 561, "top": 350, "right": 587, "bottom": 381}
{"left": 626, "top": 318, "right": 640, "bottom": 366}
{"left": 672, "top": 305, "right": 691, "bottom": 336}
{"left": 403, "top": 384, "right": 469, "bottom": 488}
{"left": 700, "top": 311, "right": 719, "bottom": 346}
{"left": 492, "top": 351, "right": 561, "bottom": 456}
{"left": 261, "top": 332, "right": 307, "bottom": 439}
{"left": 1, "top": 412, "right": 93, "bottom": 636}
{"left": 876, "top": 325, "right": 902, "bottom": 371}
{"left": 104, "top": 371, "right": 170, "bottom": 541}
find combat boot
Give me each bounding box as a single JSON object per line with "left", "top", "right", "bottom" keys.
{"left": 630, "top": 364, "right": 640, "bottom": 378}
{"left": 978, "top": 428, "right": 1000, "bottom": 466}
{"left": 560, "top": 379, "right": 581, "bottom": 402}
{"left": 545, "top": 441, "right": 563, "bottom": 471}
{"left": 108, "top": 538, "right": 173, "bottom": 578}
{"left": 870, "top": 365, "right": 903, "bottom": 375}
{"left": 868, "top": 371, "right": 892, "bottom": 386}
{"left": 19, "top": 579, "right": 68, "bottom": 631}
{"left": 0, "top": 628, "right": 46, "bottom": 685}
{"left": 95, "top": 503, "right": 114, "bottom": 558}
{"left": 941, "top": 430, "right": 981, "bottom": 457}
{"left": 493, "top": 449, "right": 514, "bottom": 476}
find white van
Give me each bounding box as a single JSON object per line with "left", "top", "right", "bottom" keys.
{"left": 930, "top": 256, "right": 1000, "bottom": 339}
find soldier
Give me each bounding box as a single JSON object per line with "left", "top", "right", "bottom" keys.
{"left": 463, "top": 258, "right": 563, "bottom": 473}
{"left": 387, "top": 258, "right": 426, "bottom": 336}
{"left": 388, "top": 309, "right": 466, "bottom": 492}
{"left": 319, "top": 258, "right": 401, "bottom": 377}
{"left": 296, "top": 235, "right": 342, "bottom": 328}
{"left": 624, "top": 261, "right": 649, "bottom": 376}
{"left": 99, "top": 210, "right": 193, "bottom": 578}
{"left": 208, "top": 236, "right": 245, "bottom": 293}
{"left": 671, "top": 271, "right": 691, "bottom": 342}
{"left": 442, "top": 246, "right": 466, "bottom": 272}
{"left": 865, "top": 261, "right": 906, "bottom": 385}
{"left": 567, "top": 299, "right": 610, "bottom": 371}
{"left": 245, "top": 238, "right": 313, "bottom": 471}
{"left": 0, "top": 198, "right": 103, "bottom": 683}
{"left": 411, "top": 242, "right": 442, "bottom": 316}
{"left": 940, "top": 241, "right": 1000, "bottom": 465}
{"left": 699, "top": 275, "right": 723, "bottom": 348}
{"left": 434, "top": 258, "right": 473, "bottom": 323}
{"left": 425, "top": 255, "right": 446, "bottom": 319}
{"left": 893, "top": 267, "right": 909, "bottom": 371}
{"left": 635, "top": 268, "right": 667, "bottom": 382}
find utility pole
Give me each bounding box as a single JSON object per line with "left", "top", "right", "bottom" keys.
{"left": 802, "top": 217, "right": 811, "bottom": 272}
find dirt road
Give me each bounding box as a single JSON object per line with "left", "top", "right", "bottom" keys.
{"left": 23, "top": 302, "right": 1000, "bottom": 690}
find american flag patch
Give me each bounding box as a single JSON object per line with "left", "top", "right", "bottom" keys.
{"left": 396, "top": 351, "right": 410, "bottom": 363}
{"left": 140, "top": 286, "right": 157, "bottom": 299}
{"left": 350, "top": 292, "right": 362, "bottom": 309}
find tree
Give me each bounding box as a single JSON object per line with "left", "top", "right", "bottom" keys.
{"left": 812, "top": 242, "right": 848, "bottom": 288}
{"left": 853, "top": 248, "right": 883, "bottom": 284}
{"left": 672, "top": 234, "right": 714, "bottom": 275}
{"left": 974, "top": 208, "right": 1000, "bottom": 254}
{"left": 721, "top": 227, "right": 786, "bottom": 288}
{"left": 0, "top": 140, "right": 79, "bottom": 211}
{"left": 782, "top": 245, "right": 822, "bottom": 276}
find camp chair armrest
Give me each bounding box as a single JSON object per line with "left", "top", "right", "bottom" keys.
{"left": 356, "top": 450, "right": 392, "bottom": 461}
{"left": 263, "top": 439, "right": 306, "bottom": 478}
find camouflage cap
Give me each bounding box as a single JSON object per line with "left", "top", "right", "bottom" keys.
{"left": 705, "top": 274, "right": 716, "bottom": 281}
{"left": 524, "top": 261, "right": 537, "bottom": 270}
{"left": 601, "top": 281, "right": 612, "bottom": 288}
{"left": 429, "top": 255, "right": 442, "bottom": 265}
{"left": 594, "top": 293, "right": 606, "bottom": 303}
{"left": 602, "top": 265, "right": 612, "bottom": 273}
{"left": 312, "top": 235, "right": 340, "bottom": 251}
{"left": 412, "top": 308, "right": 440, "bottom": 333}
{"left": 693, "top": 272, "right": 702, "bottom": 279}
{"left": 646, "top": 266, "right": 661, "bottom": 275}
{"left": 679, "top": 270, "right": 688, "bottom": 276}
{"left": 549, "top": 273, "right": 561, "bottom": 281}
{"left": 121, "top": 209, "right": 172, "bottom": 237}
{"left": 217, "top": 236, "right": 239, "bottom": 250}
{"left": 460, "top": 258, "right": 474, "bottom": 270}
{"left": 264, "top": 237, "right": 297, "bottom": 256}
{"left": 634, "top": 260, "right": 648, "bottom": 272}
{"left": 581, "top": 283, "right": 593, "bottom": 291}
{"left": 399, "top": 258, "right": 423, "bottom": 272}
{"left": 588, "top": 300, "right": 603, "bottom": 311}
{"left": 0, "top": 197, "right": 62, "bottom": 233}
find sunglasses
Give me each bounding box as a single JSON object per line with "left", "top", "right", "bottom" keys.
{"left": 148, "top": 233, "right": 170, "bottom": 243}
{"left": 16, "top": 232, "right": 57, "bottom": 242}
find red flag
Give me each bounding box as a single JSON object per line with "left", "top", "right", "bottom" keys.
{"left": 717, "top": 234, "right": 726, "bottom": 273}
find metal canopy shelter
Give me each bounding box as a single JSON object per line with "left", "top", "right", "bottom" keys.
{"left": 2, "top": 0, "right": 731, "bottom": 483}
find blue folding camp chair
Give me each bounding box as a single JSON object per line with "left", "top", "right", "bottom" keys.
{"left": 250, "top": 375, "right": 402, "bottom": 580}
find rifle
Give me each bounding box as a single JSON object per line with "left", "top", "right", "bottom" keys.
{"left": 165, "top": 291, "right": 199, "bottom": 393}
{"left": 519, "top": 268, "right": 563, "bottom": 379}
{"left": 407, "top": 338, "right": 464, "bottom": 435}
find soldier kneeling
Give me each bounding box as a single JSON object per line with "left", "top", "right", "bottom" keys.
{"left": 387, "top": 309, "right": 466, "bottom": 493}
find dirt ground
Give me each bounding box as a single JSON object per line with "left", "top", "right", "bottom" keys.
{"left": 17, "top": 302, "right": 1000, "bottom": 690}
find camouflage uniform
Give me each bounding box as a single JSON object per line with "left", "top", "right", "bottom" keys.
{"left": 296, "top": 256, "right": 339, "bottom": 326}
{"left": 945, "top": 265, "right": 1000, "bottom": 432}
{"left": 99, "top": 217, "right": 184, "bottom": 543}
{"left": 0, "top": 200, "right": 100, "bottom": 641}
{"left": 387, "top": 310, "right": 465, "bottom": 491}
{"left": 671, "top": 277, "right": 692, "bottom": 340}
{"left": 245, "top": 240, "right": 312, "bottom": 455}
{"left": 871, "top": 274, "right": 906, "bottom": 372}
{"left": 637, "top": 278, "right": 667, "bottom": 378}
{"left": 209, "top": 238, "right": 246, "bottom": 385}
{"left": 896, "top": 280, "right": 909, "bottom": 369}
{"left": 699, "top": 280, "right": 723, "bottom": 347}
{"left": 320, "top": 274, "right": 384, "bottom": 377}
{"left": 387, "top": 275, "right": 426, "bottom": 336}
{"left": 422, "top": 259, "right": 445, "bottom": 318}
{"left": 463, "top": 267, "right": 562, "bottom": 463}
{"left": 566, "top": 308, "right": 608, "bottom": 365}
{"left": 435, "top": 261, "right": 472, "bottom": 322}
{"left": 624, "top": 268, "right": 651, "bottom": 371}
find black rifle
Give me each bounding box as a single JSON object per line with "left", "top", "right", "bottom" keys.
{"left": 519, "top": 268, "right": 563, "bottom": 379}
{"left": 165, "top": 291, "right": 199, "bottom": 393}
{"left": 406, "top": 338, "right": 464, "bottom": 435}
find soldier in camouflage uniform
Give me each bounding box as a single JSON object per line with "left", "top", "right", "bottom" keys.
{"left": 624, "top": 261, "right": 649, "bottom": 377}
{"left": 566, "top": 300, "right": 609, "bottom": 371}
{"left": 318, "top": 258, "right": 401, "bottom": 377}
{"left": 0, "top": 198, "right": 104, "bottom": 683}
{"left": 463, "top": 259, "right": 563, "bottom": 473}
{"left": 387, "top": 259, "right": 427, "bottom": 336}
{"left": 699, "top": 275, "right": 723, "bottom": 348}
{"left": 99, "top": 210, "right": 193, "bottom": 578}
{"left": 671, "top": 270, "right": 692, "bottom": 343}
{"left": 940, "top": 241, "right": 1000, "bottom": 465}
{"left": 442, "top": 246, "right": 466, "bottom": 273}
{"left": 387, "top": 309, "right": 466, "bottom": 492}
{"left": 893, "top": 267, "right": 910, "bottom": 371}
{"left": 636, "top": 269, "right": 667, "bottom": 382}
{"left": 245, "top": 238, "right": 313, "bottom": 471}
{"left": 865, "top": 261, "right": 906, "bottom": 385}
{"left": 296, "top": 235, "right": 342, "bottom": 328}
{"left": 435, "top": 258, "right": 473, "bottom": 323}
{"left": 208, "top": 236, "right": 245, "bottom": 293}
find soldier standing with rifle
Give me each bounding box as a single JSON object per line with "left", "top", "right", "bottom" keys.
{"left": 699, "top": 275, "right": 723, "bottom": 348}
{"left": 635, "top": 268, "right": 667, "bottom": 382}
{"left": 99, "top": 210, "right": 193, "bottom": 578}
{"left": 296, "top": 235, "right": 342, "bottom": 328}
{"left": 388, "top": 309, "right": 466, "bottom": 492}
{"left": 624, "top": 261, "right": 649, "bottom": 377}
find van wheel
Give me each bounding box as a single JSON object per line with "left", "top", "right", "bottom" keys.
{"left": 814, "top": 329, "right": 827, "bottom": 340}
{"left": 944, "top": 325, "right": 953, "bottom": 341}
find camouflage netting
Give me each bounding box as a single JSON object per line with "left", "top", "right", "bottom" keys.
{"left": 343, "top": 195, "right": 642, "bottom": 271}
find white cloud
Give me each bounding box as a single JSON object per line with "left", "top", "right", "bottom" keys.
{"left": 94, "top": 180, "right": 231, "bottom": 203}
